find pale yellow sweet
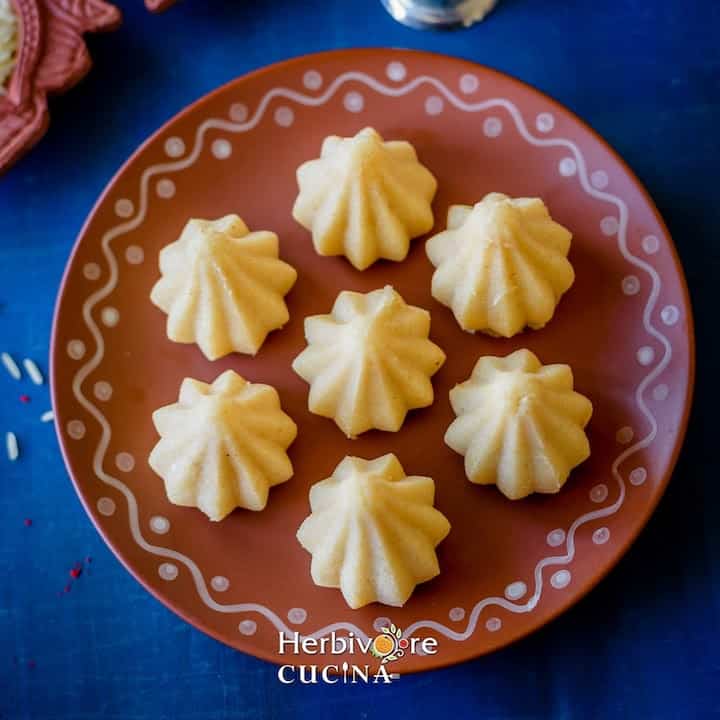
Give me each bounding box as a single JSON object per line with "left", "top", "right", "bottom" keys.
{"left": 149, "top": 370, "right": 297, "bottom": 521}
{"left": 426, "top": 193, "right": 574, "bottom": 337}
{"left": 292, "top": 127, "right": 437, "bottom": 270}
{"left": 297, "top": 454, "right": 450, "bottom": 609}
{"left": 292, "top": 286, "right": 446, "bottom": 438}
{"left": 445, "top": 349, "right": 592, "bottom": 500}
{"left": 150, "top": 215, "right": 297, "bottom": 360}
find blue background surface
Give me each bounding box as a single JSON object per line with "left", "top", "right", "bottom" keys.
{"left": 1, "top": 1, "right": 718, "bottom": 717}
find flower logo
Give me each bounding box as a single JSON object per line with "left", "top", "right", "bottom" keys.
{"left": 369, "top": 623, "right": 409, "bottom": 664}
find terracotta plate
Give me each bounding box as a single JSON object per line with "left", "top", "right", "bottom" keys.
{"left": 51, "top": 49, "right": 694, "bottom": 673}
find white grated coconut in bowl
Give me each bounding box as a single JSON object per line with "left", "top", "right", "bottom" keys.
{"left": 0, "top": 0, "right": 18, "bottom": 95}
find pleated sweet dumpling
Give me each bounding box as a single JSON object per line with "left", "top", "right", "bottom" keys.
{"left": 426, "top": 193, "right": 575, "bottom": 337}
{"left": 149, "top": 370, "right": 297, "bottom": 520}
{"left": 292, "top": 127, "right": 437, "bottom": 270}
{"left": 445, "top": 349, "right": 592, "bottom": 500}
{"left": 150, "top": 214, "right": 297, "bottom": 360}
{"left": 292, "top": 286, "right": 446, "bottom": 438}
{"left": 297, "top": 454, "right": 450, "bottom": 609}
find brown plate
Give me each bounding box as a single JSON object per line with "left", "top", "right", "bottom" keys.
{"left": 51, "top": 49, "right": 694, "bottom": 674}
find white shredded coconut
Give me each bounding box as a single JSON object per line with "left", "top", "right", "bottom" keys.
{"left": 0, "top": 0, "right": 17, "bottom": 94}
{"left": 41, "top": 410, "right": 54, "bottom": 423}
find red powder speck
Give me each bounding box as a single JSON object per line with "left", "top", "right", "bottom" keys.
{"left": 27, "top": 660, "right": 36, "bottom": 669}
{"left": 23, "top": 518, "right": 32, "bottom": 527}
{"left": 85, "top": 557, "right": 93, "bottom": 564}
{"left": 64, "top": 584, "right": 72, "bottom": 593}
{"left": 19, "top": 394, "right": 30, "bottom": 404}
{"left": 69, "top": 568, "right": 82, "bottom": 579}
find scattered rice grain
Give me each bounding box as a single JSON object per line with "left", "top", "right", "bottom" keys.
{"left": 1, "top": 352, "right": 20, "bottom": 380}
{"left": 23, "top": 358, "right": 43, "bottom": 385}
{"left": 6, "top": 431, "right": 18, "bottom": 461}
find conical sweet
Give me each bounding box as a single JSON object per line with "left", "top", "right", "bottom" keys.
{"left": 293, "top": 127, "right": 437, "bottom": 270}
{"left": 149, "top": 370, "right": 297, "bottom": 520}
{"left": 150, "top": 214, "right": 297, "bottom": 360}
{"left": 292, "top": 286, "right": 446, "bottom": 437}
{"left": 427, "top": 193, "right": 574, "bottom": 337}
{"left": 297, "top": 454, "right": 451, "bottom": 608}
{"left": 446, "top": 349, "right": 592, "bottom": 499}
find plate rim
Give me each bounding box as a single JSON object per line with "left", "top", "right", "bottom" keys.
{"left": 50, "top": 47, "right": 697, "bottom": 673}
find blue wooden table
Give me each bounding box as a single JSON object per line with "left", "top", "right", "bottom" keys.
{"left": 1, "top": 1, "right": 718, "bottom": 717}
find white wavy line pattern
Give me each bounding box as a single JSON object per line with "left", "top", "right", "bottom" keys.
{"left": 69, "top": 69, "right": 671, "bottom": 645}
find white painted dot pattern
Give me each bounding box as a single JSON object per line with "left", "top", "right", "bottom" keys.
{"left": 661, "top": 305, "right": 679, "bottom": 326}
{"left": 125, "top": 245, "right": 144, "bottom": 264}
{"left": 101, "top": 307, "right": 120, "bottom": 327}
{"left": 590, "top": 484, "right": 608, "bottom": 503}
{"left": 115, "top": 452, "right": 135, "bottom": 472}
{"left": 642, "top": 235, "right": 660, "bottom": 254}
{"left": 229, "top": 103, "right": 248, "bottom": 122}
{"left": 164, "top": 137, "right": 185, "bottom": 157}
{"left": 288, "top": 608, "right": 307, "bottom": 624}
{"left": 601, "top": 216, "right": 619, "bottom": 236}
{"left": 592, "top": 527, "right": 610, "bottom": 545}
{"left": 591, "top": 170, "right": 609, "bottom": 189}
{"left": 559, "top": 157, "right": 577, "bottom": 176}
{"left": 303, "top": 70, "right": 323, "bottom": 89}
{"left": 616, "top": 426, "right": 634, "bottom": 444}
{"left": 274, "top": 106, "right": 294, "bottom": 126}
{"left": 211, "top": 139, "right": 232, "bottom": 159}
{"left": 150, "top": 516, "right": 170, "bottom": 534}
{"left": 67, "top": 340, "right": 86, "bottom": 360}
{"left": 636, "top": 346, "right": 655, "bottom": 366}
{"left": 158, "top": 563, "right": 178, "bottom": 581}
{"left": 211, "top": 576, "right": 230, "bottom": 592}
{"left": 459, "top": 73, "right": 479, "bottom": 94}
{"left": 505, "top": 581, "right": 527, "bottom": 601}
{"left": 156, "top": 179, "right": 176, "bottom": 199}
{"left": 386, "top": 62, "right": 406, "bottom": 81}
{"left": 93, "top": 381, "right": 113, "bottom": 401}
{"left": 67, "top": 420, "right": 86, "bottom": 439}
{"left": 629, "top": 467, "right": 647, "bottom": 486}
{"left": 343, "top": 91, "right": 364, "bottom": 113}
{"left": 536, "top": 112, "right": 554, "bottom": 132}
{"left": 483, "top": 117, "right": 502, "bottom": 137}
{"left": 622, "top": 275, "right": 641, "bottom": 295}
{"left": 97, "top": 497, "right": 115, "bottom": 516}
{"left": 239, "top": 620, "right": 257, "bottom": 636}
{"left": 424, "top": 95, "right": 443, "bottom": 115}
{"left": 83, "top": 263, "right": 101, "bottom": 280}
{"left": 114, "top": 199, "right": 134, "bottom": 218}
{"left": 550, "top": 569, "right": 571, "bottom": 589}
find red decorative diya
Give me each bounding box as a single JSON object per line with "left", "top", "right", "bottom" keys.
{"left": 0, "top": 0, "right": 121, "bottom": 174}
